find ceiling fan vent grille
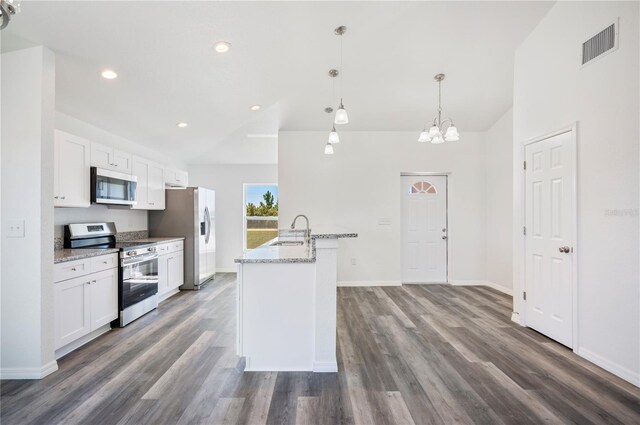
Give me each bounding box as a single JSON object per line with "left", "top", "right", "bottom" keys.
{"left": 582, "top": 22, "right": 617, "bottom": 66}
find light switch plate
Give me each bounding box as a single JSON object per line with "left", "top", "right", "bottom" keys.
{"left": 7, "top": 220, "right": 25, "bottom": 238}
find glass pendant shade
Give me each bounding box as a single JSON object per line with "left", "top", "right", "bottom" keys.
{"left": 324, "top": 143, "right": 334, "bottom": 155}
{"left": 418, "top": 130, "right": 431, "bottom": 143}
{"left": 431, "top": 135, "right": 445, "bottom": 144}
{"left": 444, "top": 125, "right": 459, "bottom": 141}
{"left": 328, "top": 127, "right": 340, "bottom": 144}
{"left": 334, "top": 100, "right": 349, "bottom": 125}
{"left": 428, "top": 125, "right": 441, "bottom": 138}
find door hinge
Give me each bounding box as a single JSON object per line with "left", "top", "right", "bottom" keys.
{"left": 523, "top": 291, "right": 527, "bottom": 301}
{"left": 523, "top": 161, "right": 527, "bottom": 170}
{"left": 523, "top": 226, "right": 526, "bottom": 236}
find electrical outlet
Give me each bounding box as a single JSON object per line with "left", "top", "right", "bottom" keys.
{"left": 7, "top": 220, "right": 25, "bottom": 238}
{"left": 351, "top": 258, "right": 357, "bottom": 266}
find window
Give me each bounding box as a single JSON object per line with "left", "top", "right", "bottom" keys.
{"left": 409, "top": 181, "right": 437, "bottom": 194}
{"left": 243, "top": 184, "right": 279, "bottom": 250}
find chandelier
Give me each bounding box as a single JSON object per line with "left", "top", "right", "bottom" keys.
{"left": 0, "top": 0, "right": 20, "bottom": 30}
{"left": 418, "top": 73, "right": 459, "bottom": 144}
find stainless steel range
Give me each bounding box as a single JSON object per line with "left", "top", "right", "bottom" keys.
{"left": 64, "top": 222, "right": 159, "bottom": 326}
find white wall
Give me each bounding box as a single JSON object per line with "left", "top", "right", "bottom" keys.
{"left": 485, "top": 108, "right": 514, "bottom": 293}
{"left": 54, "top": 112, "right": 187, "bottom": 236}
{"left": 1, "top": 46, "right": 57, "bottom": 378}
{"left": 189, "top": 164, "right": 278, "bottom": 271}
{"left": 513, "top": 1, "right": 639, "bottom": 385}
{"left": 278, "top": 131, "right": 487, "bottom": 285}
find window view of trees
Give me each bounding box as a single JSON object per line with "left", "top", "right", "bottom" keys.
{"left": 245, "top": 186, "right": 278, "bottom": 250}
{"left": 245, "top": 190, "right": 278, "bottom": 217}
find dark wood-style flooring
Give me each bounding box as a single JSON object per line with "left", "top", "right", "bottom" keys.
{"left": 2, "top": 273, "right": 639, "bottom": 424}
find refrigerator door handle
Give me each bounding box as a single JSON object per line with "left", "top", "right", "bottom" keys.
{"left": 204, "top": 206, "right": 211, "bottom": 244}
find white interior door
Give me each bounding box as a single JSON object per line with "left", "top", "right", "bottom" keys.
{"left": 401, "top": 175, "right": 448, "bottom": 283}
{"left": 524, "top": 131, "right": 574, "bottom": 347}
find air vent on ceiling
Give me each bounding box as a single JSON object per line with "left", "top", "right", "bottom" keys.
{"left": 581, "top": 21, "right": 618, "bottom": 66}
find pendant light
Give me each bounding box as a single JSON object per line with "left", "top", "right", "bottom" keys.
{"left": 0, "top": 0, "right": 20, "bottom": 30}
{"left": 334, "top": 26, "right": 349, "bottom": 125}
{"left": 328, "top": 125, "right": 340, "bottom": 144}
{"left": 324, "top": 143, "right": 334, "bottom": 155}
{"left": 417, "top": 73, "right": 460, "bottom": 144}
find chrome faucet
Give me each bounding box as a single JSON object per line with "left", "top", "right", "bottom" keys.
{"left": 290, "top": 214, "right": 310, "bottom": 245}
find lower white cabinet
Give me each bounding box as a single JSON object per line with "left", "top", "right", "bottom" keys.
{"left": 157, "top": 241, "right": 184, "bottom": 301}
{"left": 54, "top": 254, "right": 118, "bottom": 353}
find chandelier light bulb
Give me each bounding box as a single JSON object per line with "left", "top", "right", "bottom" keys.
{"left": 335, "top": 99, "right": 349, "bottom": 125}
{"left": 444, "top": 125, "right": 460, "bottom": 141}
{"left": 328, "top": 126, "right": 340, "bottom": 144}
{"left": 418, "top": 129, "right": 431, "bottom": 143}
{"left": 324, "top": 143, "right": 335, "bottom": 155}
{"left": 428, "top": 124, "right": 441, "bottom": 138}
{"left": 431, "top": 135, "right": 445, "bottom": 145}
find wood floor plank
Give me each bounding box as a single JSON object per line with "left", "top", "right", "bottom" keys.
{"left": 2, "top": 275, "right": 639, "bottom": 425}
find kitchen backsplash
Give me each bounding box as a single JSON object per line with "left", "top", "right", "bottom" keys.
{"left": 54, "top": 230, "right": 149, "bottom": 250}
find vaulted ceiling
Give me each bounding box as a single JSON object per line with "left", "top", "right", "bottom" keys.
{"left": 2, "top": 1, "right": 553, "bottom": 164}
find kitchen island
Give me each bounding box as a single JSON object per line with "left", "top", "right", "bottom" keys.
{"left": 235, "top": 227, "right": 356, "bottom": 372}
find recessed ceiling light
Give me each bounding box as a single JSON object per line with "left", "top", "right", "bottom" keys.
{"left": 101, "top": 69, "right": 118, "bottom": 80}
{"left": 250, "top": 105, "right": 261, "bottom": 111}
{"left": 176, "top": 122, "right": 189, "bottom": 128}
{"left": 213, "top": 41, "right": 231, "bottom": 53}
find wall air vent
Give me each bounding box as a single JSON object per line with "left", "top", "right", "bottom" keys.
{"left": 581, "top": 21, "right": 618, "bottom": 66}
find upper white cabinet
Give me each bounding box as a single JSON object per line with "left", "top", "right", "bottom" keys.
{"left": 164, "top": 167, "right": 189, "bottom": 188}
{"left": 54, "top": 130, "right": 91, "bottom": 208}
{"left": 91, "top": 142, "right": 132, "bottom": 174}
{"left": 132, "top": 156, "right": 165, "bottom": 210}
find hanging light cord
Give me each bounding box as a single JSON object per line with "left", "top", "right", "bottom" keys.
{"left": 339, "top": 33, "right": 344, "bottom": 101}
{"left": 437, "top": 79, "right": 442, "bottom": 127}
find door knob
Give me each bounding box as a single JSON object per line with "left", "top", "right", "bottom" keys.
{"left": 559, "top": 246, "right": 571, "bottom": 253}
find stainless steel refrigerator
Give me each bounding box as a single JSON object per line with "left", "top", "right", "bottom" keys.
{"left": 149, "top": 187, "right": 215, "bottom": 290}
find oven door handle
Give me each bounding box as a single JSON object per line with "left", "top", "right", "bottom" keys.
{"left": 121, "top": 253, "right": 159, "bottom": 267}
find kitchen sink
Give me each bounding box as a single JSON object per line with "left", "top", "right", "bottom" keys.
{"left": 270, "top": 240, "right": 304, "bottom": 247}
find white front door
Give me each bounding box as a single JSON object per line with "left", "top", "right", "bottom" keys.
{"left": 401, "top": 175, "right": 448, "bottom": 283}
{"left": 524, "top": 131, "right": 574, "bottom": 347}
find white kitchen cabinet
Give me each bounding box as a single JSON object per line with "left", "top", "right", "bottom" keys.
{"left": 157, "top": 241, "right": 184, "bottom": 301}
{"left": 132, "top": 157, "right": 165, "bottom": 210}
{"left": 164, "top": 167, "right": 189, "bottom": 188}
{"left": 54, "top": 254, "right": 119, "bottom": 353}
{"left": 54, "top": 275, "right": 92, "bottom": 349}
{"left": 91, "top": 142, "right": 132, "bottom": 174}
{"left": 54, "top": 130, "right": 91, "bottom": 208}
{"left": 89, "top": 268, "right": 118, "bottom": 330}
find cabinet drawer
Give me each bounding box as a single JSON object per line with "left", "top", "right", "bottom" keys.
{"left": 157, "top": 243, "right": 170, "bottom": 254}
{"left": 168, "top": 240, "right": 184, "bottom": 253}
{"left": 54, "top": 259, "right": 90, "bottom": 283}
{"left": 90, "top": 254, "right": 118, "bottom": 273}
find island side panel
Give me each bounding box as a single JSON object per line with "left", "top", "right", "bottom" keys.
{"left": 313, "top": 237, "right": 339, "bottom": 372}
{"left": 238, "top": 262, "right": 316, "bottom": 371}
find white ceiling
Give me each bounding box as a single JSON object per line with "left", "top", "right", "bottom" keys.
{"left": 2, "top": 1, "right": 553, "bottom": 165}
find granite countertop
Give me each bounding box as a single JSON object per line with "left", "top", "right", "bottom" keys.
{"left": 235, "top": 228, "right": 357, "bottom": 264}
{"left": 54, "top": 248, "right": 120, "bottom": 264}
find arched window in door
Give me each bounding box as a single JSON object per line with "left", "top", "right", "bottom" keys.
{"left": 409, "top": 181, "right": 437, "bottom": 194}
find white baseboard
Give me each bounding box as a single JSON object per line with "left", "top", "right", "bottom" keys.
{"left": 55, "top": 324, "right": 111, "bottom": 360}
{"left": 450, "top": 280, "right": 513, "bottom": 296}
{"left": 0, "top": 360, "right": 58, "bottom": 380}
{"left": 216, "top": 267, "right": 237, "bottom": 273}
{"left": 338, "top": 281, "right": 402, "bottom": 287}
{"left": 484, "top": 281, "right": 513, "bottom": 296}
{"left": 577, "top": 347, "right": 640, "bottom": 387}
{"left": 313, "top": 361, "right": 338, "bottom": 373}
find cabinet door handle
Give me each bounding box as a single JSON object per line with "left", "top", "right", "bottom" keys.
{"left": 71, "top": 267, "right": 77, "bottom": 271}
{"left": 149, "top": 202, "right": 154, "bottom": 205}
{"left": 61, "top": 196, "right": 66, "bottom": 200}
{"left": 103, "top": 261, "right": 108, "bottom": 264}
{"left": 54, "top": 196, "right": 59, "bottom": 199}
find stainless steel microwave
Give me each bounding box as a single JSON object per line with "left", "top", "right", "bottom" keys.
{"left": 91, "top": 167, "right": 137, "bottom": 206}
